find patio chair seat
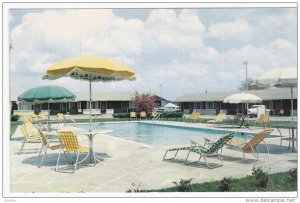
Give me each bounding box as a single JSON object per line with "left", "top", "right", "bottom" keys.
{"left": 227, "top": 129, "right": 273, "bottom": 160}
{"left": 55, "top": 131, "right": 90, "bottom": 173}
{"left": 36, "top": 128, "right": 60, "bottom": 167}
{"left": 163, "top": 132, "right": 235, "bottom": 168}
{"left": 18, "top": 125, "right": 42, "bottom": 155}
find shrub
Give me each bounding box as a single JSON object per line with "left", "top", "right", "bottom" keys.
{"left": 162, "top": 112, "right": 183, "bottom": 118}
{"left": 113, "top": 113, "right": 130, "bottom": 118}
{"left": 11, "top": 114, "right": 20, "bottom": 121}
{"left": 287, "top": 168, "right": 297, "bottom": 183}
{"left": 126, "top": 183, "right": 141, "bottom": 193}
{"left": 69, "top": 109, "right": 78, "bottom": 115}
{"left": 172, "top": 178, "right": 193, "bottom": 192}
{"left": 252, "top": 167, "right": 269, "bottom": 189}
{"left": 218, "top": 177, "right": 233, "bottom": 192}
{"left": 50, "top": 110, "right": 62, "bottom": 115}
{"left": 114, "top": 108, "right": 128, "bottom": 113}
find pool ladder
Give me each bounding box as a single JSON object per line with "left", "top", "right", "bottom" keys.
{"left": 152, "top": 112, "right": 163, "bottom": 124}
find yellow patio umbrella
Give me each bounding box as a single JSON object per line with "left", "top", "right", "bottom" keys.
{"left": 42, "top": 56, "right": 136, "bottom": 131}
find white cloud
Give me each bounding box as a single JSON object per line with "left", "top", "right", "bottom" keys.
{"left": 208, "top": 18, "right": 254, "bottom": 41}
{"left": 9, "top": 9, "right": 297, "bottom": 100}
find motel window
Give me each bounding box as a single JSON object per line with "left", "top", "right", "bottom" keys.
{"left": 196, "top": 102, "right": 203, "bottom": 109}
{"left": 87, "top": 101, "right": 98, "bottom": 109}
{"left": 205, "top": 102, "right": 215, "bottom": 109}
{"left": 77, "top": 102, "right": 81, "bottom": 109}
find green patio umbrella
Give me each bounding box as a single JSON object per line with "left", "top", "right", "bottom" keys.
{"left": 18, "top": 86, "right": 75, "bottom": 129}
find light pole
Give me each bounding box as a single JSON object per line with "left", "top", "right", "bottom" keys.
{"left": 243, "top": 61, "right": 248, "bottom": 114}
{"left": 243, "top": 61, "right": 248, "bottom": 92}
{"left": 159, "top": 84, "right": 163, "bottom": 107}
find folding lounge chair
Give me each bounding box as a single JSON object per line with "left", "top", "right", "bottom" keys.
{"left": 215, "top": 113, "right": 244, "bottom": 128}
{"left": 140, "top": 111, "right": 147, "bottom": 120}
{"left": 55, "top": 131, "right": 90, "bottom": 173}
{"left": 22, "top": 115, "right": 31, "bottom": 124}
{"left": 38, "top": 112, "right": 48, "bottom": 121}
{"left": 163, "top": 132, "right": 235, "bottom": 168}
{"left": 18, "top": 125, "right": 41, "bottom": 155}
{"left": 185, "top": 133, "right": 235, "bottom": 168}
{"left": 36, "top": 128, "right": 61, "bottom": 167}
{"left": 254, "top": 114, "right": 271, "bottom": 128}
{"left": 207, "top": 113, "right": 226, "bottom": 124}
{"left": 226, "top": 113, "right": 243, "bottom": 125}
{"left": 56, "top": 113, "right": 66, "bottom": 128}
{"left": 226, "top": 129, "right": 273, "bottom": 160}
{"left": 188, "top": 111, "right": 200, "bottom": 123}
{"left": 30, "top": 114, "right": 38, "bottom": 123}
{"left": 151, "top": 111, "right": 158, "bottom": 118}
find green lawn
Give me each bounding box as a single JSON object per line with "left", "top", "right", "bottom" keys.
{"left": 10, "top": 121, "right": 22, "bottom": 139}
{"left": 142, "top": 171, "right": 297, "bottom": 192}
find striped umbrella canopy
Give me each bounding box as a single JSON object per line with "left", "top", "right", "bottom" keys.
{"left": 42, "top": 56, "right": 136, "bottom": 132}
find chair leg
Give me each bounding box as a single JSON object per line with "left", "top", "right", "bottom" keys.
{"left": 39, "top": 146, "right": 48, "bottom": 167}
{"left": 73, "top": 151, "right": 80, "bottom": 173}
{"left": 18, "top": 140, "right": 26, "bottom": 155}
{"left": 36, "top": 144, "right": 45, "bottom": 167}
{"left": 174, "top": 149, "right": 179, "bottom": 158}
{"left": 185, "top": 150, "right": 192, "bottom": 164}
{"left": 163, "top": 150, "right": 168, "bottom": 160}
{"left": 55, "top": 148, "right": 62, "bottom": 172}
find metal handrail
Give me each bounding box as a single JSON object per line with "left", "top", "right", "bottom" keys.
{"left": 152, "top": 113, "right": 163, "bottom": 123}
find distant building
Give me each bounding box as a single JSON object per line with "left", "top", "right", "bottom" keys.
{"left": 174, "top": 88, "right": 298, "bottom": 116}
{"left": 11, "top": 91, "right": 168, "bottom": 114}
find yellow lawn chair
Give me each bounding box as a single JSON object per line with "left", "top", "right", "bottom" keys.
{"left": 140, "top": 111, "right": 147, "bottom": 120}
{"left": 254, "top": 114, "right": 271, "bottom": 128}
{"left": 18, "top": 125, "right": 41, "bottom": 155}
{"left": 189, "top": 111, "right": 200, "bottom": 122}
{"left": 22, "top": 115, "right": 31, "bottom": 124}
{"left": 227, "top": 129, "right": 273, "bottom": 160}
{"left": 130, "top": 112, "right": 137, "bottom": 120}
{"left": 36, "top": 128, "right": 61, "bottom": 167}
{"left": 207, "top": 113, "right": 226, "bottom": 124}
{"left": 38, "top": 112, "right": 48, "bottom": 120}
{"left": 57, "top": 113, "right": 66, "bottom": 128}
{"left": 29, "top": 114, "right": 38, "bottom": 123}
{"left": 151, "top": 111, "right": 158, "bottom": 118}
{"left": 55, "top": 131, "right": 90, "bottom": 173}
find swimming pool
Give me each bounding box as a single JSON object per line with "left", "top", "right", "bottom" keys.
{"left": 72, "top": 122, "right": 249, "bottom": 147}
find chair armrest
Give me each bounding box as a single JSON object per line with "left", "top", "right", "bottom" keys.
{"left": 203, "top": 137, "right": 215, "bottom": 147}
{"left": 190, "top": 140, "right": 208, "bottom": 149}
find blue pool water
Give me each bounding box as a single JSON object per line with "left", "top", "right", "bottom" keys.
{"left": 72, "top": 122, "right": 250, "bottom": 147}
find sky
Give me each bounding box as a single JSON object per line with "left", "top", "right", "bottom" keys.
{"left": 9, "top": 6, "right": 297, "bottom": 100}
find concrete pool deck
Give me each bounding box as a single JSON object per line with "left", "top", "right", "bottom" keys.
{"left": 9, "top": 121, "right": 297, "bottom": 195}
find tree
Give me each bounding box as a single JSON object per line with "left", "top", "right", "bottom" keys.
{"left": 131, "top": 92, "right": 157, "bottom": 112}
{"left": 238, "top": 78, "right": 270, "bottom": 91}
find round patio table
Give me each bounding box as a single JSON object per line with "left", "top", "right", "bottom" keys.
{"left": 273, "top": 123, "right": 297, "bottom": 152}
{"left": 75, "top": 130, "right": 113, "bottom": 165}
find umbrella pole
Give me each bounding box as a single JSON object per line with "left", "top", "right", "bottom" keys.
{"left": 89, "top": 79, "right": 92, "bottom": 132}
{"left": 290, "top": 86, "right": 296, "bottom": 152}
{"left": 48, "top": 102, "right": 50, "bottom": 131}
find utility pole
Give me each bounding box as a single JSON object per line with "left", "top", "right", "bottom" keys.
{"left": 159, "top": 84, "right": 163, "bottom": 107}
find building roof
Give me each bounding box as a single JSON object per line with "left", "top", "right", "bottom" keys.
{"left": 10, "top": 91, "right": 168, "bottom": 102}
{"left": 174, "top": 88, "right": 298, "bottom": 102}
{"left": 75, "top": 92, "right": 133, "bottom": 101}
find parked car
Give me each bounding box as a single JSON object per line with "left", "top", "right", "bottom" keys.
{"left": 248, "top": 105, "right": 270, "bottom": 117}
